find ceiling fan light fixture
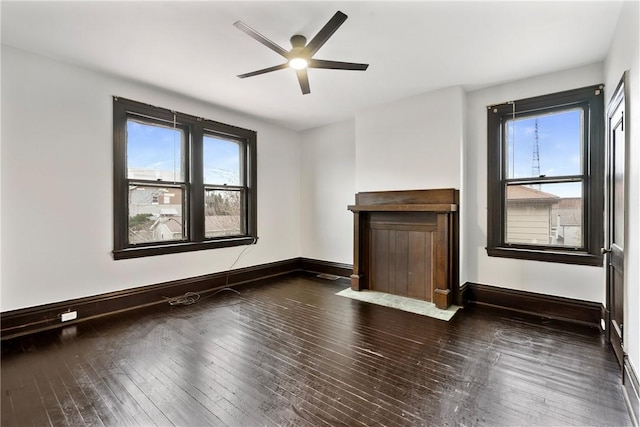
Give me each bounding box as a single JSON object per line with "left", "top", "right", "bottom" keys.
{"left": 288, "top": 57, "right": 308, "bottom": 70}
{"left": 235, "top": 11, "right": 369, "bottom": 94}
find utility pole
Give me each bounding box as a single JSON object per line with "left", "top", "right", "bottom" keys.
{"left": 532, "top": 119, "right": 541, "bottom": 188}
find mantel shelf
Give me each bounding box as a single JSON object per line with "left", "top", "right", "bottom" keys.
{"left": 348, "top": 203, "right": 457, "bottom": 213}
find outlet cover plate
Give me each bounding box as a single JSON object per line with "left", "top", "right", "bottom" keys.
{"left": 61, "top": 311, "right": 78, "bottom": 322}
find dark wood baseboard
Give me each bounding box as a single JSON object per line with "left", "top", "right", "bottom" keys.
{"left": 464, "top": 282, "right": 603, "bottom": 327}
{"left": 298, "top": 257, "right": 353, "bottom": 279}
{"left": 624, "top": 358, "right": 640, "bottom": 427}
{"left": 457, "top": 281, "right": 468, "bottom": 307}
{"left": 2, "top": 261, "right": 607, "bottom": 340}
{"left": 1, "top": 258, "right": 300, "bottom": 340}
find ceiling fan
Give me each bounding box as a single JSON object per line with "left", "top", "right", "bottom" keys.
{"left": 234, "top": 11, "right": 369, "bottom": 95}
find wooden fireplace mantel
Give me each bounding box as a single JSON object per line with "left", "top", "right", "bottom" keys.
{"left": 348, "top": 189, "right": 460, "bottom": 310}
{"left": 347, "top": 204, "right": 457, "bottom": 213}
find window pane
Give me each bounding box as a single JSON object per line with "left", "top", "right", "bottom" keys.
{"left": 205, "top": 189, "right": 244, "bottom": 238}
{"left": 505, "top": 109, "right": 582, "bottom": 179}
{"left": 128, "top": 185, "right": 185, "bottom": 244}
{"left": 127, "top": 119, "right": 184, "bottom": 182}
{"left": 204, "top": 135, "right": 241, "bottom": 185}
{"left": 505, "top": 182, "right": 583, "bottom": 247}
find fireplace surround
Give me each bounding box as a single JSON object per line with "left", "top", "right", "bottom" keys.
{"left": 348, "top": 189, "right": 460, "bottom": 309}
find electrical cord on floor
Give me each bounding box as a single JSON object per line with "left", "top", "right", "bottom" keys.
{"left": 163, "top": 292, "right": 200, "bottom": 306}
{"left": 163, "top": 287, "right": 240, "bottom": 306}
{"left": 199, "top": 287, "right": 241, "bottom": 303}
{"left": 163, "top": 237, "right": 256, "bottom": 306}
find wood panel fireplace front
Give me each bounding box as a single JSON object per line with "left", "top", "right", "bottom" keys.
{"left": 348, "top": 189, "right": 460, "bottom": 309}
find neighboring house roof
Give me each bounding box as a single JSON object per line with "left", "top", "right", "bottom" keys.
{"left": 151, "top": 216, "right": 183, "bottom": 233}
{"left": 205, "top": 215, "right": 240, "bottom": 232}
{"left": 150, "top": 215, "right": 240, "bottom": 234}
{"left": 507, "top": 185, "right": 559, "bottom": 202}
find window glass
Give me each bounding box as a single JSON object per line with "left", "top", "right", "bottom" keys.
{"left": 127, "top": 119, "right": 184, "bottom": 182}
{"left": 203, "top": 135, "right": 241, "bottom": 185}
{"left": 505, "top": 109, "right": 582, "bottom": 179}
{"left": 505, "top": 182, "right": 583, "bottom": 247}
{"left": 128, "top": 185, "right": 185, "bottom": 244}
{"left": 205, "top": 189, "right": 244, "bottom": 237}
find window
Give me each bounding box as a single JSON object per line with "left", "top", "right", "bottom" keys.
{"left": 487, "top": 85, "right": 604, "bottom": 265}
{"left": 113, "top": 97, "right": 257, "bottom": 259}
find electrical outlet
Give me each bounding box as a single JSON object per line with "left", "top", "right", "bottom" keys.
{"left": 61, "top": 311, "right": 78, "bottom": 322}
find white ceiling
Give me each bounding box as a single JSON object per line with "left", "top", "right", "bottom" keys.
{"left": 1, "top": 1, "right": 623, "bottom": 131}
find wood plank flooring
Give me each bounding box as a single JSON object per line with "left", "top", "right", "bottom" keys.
{"left": 1, "top": 273, "right": 632, "bottom": 426}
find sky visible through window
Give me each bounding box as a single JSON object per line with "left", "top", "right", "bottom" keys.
{"left": 505, "top": 108, "right": 582, "bottom": 197}
{"left": 127, "top": 120, "right": 240, "bottom": 185}
{"left": 204, "top": 135, "right": 240, "bottom": 185}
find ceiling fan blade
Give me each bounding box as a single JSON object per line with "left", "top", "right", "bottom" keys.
{"left": 305, "top": 11, "right": 348, "bottom": 57}
{"left": 309, "top": 59, "right": 369, "bottom": 71}
{"left": 234, "top": 21, "right": 290, "bottom": 59}
{"left": 296, "top": 69, "right": 311, "bottom": 94}
{"left": 237, "top": 63, "right": 288, "bottom": 79}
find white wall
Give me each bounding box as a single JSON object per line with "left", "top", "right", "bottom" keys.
{"left": 353, "top": 86, "right": 466, "bottom": 282}
{"left": 603, "top": 0, "right": 640, "bottom": 385}
{"left": 299, "top": 86, "right": 466, "bottom": 267}
{"left": 355, "top": 86, "right": 465, "bottom": 192}
{"left": 300, "top": 119, "right": 355, "bottom": 264}
{"left": 463, "top": 63, "right": 606, "bottom": 302}
{"left": 0, "top": 9, "right": 3, "bottom": 301}
{"left": 0, "top": 46, "right": 301, "bottom": 312}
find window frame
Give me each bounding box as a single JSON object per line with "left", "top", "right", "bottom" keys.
{"left": 113, "top": 97, "right": 257, "bottom": 260}
{"left": 486, "top": 85, "right": 604, "bottom": 266}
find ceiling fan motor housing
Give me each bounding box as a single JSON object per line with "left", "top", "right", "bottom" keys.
{"left": 290, "top": 35, "right": 307, "bottom": 50}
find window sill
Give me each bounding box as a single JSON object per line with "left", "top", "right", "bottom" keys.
{"left": 113, "top": 236, "right": 257, "bottom": 260}
{"left": 486, "top": 246, "right": 603, "bottom": 266}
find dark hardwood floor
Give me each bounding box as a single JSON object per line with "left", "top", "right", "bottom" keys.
{"left": 1, "top": 273, "right": 632, "bottom": 426}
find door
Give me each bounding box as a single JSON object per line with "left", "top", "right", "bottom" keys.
{"left": 605, "top": 73, "right": 627, "bottom": 368}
